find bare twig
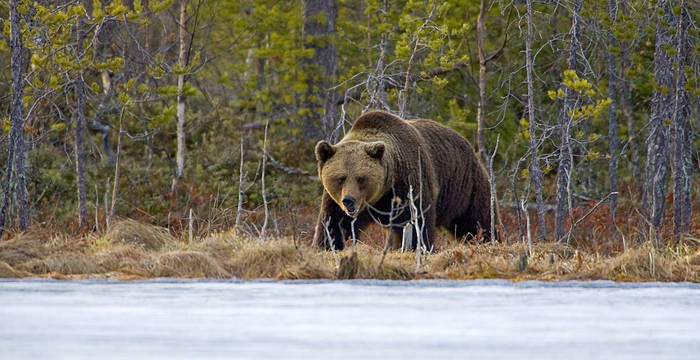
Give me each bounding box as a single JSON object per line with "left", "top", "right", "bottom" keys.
{"left": 188, "top": 208, "right": 194, "bottom": 244}
{"left": 350, "top": 218, "right": 358, "bottom": 250}
{"left": 235, "top": 137, "right": 245, "bottom": 230}
{"left": 377, "top": 189, "right": 398, "bottom": 270}
{"left": 564, "top": 192, "right": 619, "bottom": 245}
{"left": 522, "top": 199, "right": 533, "bottom": 258}
{"left": 399, "top": 4, "right": 436, "bottom": 118}
{"left": 322, "top": 218, "right": 340, "bottom": 266}
{"left": 407, "top": 185, "right": 425, "bottom": 271}
{"left": 489, "top": 135, "right": 500, "bottom": 243}
{"left": 289, "top": 199, "right": 304, "bottom": 260}
{"left": 109, "top": 107, "right": 125, "bottom": 226}
{"left": 94, "top": 184, "right": 100, "bottom": 233}
{"left": 260, "top": 121, "right": 269, "bottom": 241}
{"left": 104, "top": 177, "right": 110, "bottom": 229}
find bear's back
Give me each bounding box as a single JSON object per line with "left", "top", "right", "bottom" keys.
{"left": 340, "top": 111, "right": 417, "bottom": 147}
{"left": 406, "top": 119, "right": 477, "bottom": 160}
{"left": 350, "top": 111, "right": 411, "bottom": 134}
{"left": 407, "top": 118, "right": 487, "bottom": 226}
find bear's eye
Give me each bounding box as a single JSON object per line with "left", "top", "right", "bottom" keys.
{"left": 356, "top": 176, "right": 366, "bottom": 186}
{"left": 336, "top": 176, "right": 346, "bottom": 186}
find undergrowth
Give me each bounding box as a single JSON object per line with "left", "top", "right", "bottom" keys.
{"left": 1, "top": 219, "right": 699, "bottom": 282}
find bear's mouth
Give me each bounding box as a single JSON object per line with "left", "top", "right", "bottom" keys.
{"left": 344, "top": 203, "right": 362, "bottom": 218}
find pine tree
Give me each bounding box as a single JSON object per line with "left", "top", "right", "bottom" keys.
{"left": 74, "top": 15, "right": 88, "bottom": 229}
{"left": 302, "top": 0, "right": 339, "bottom": 141}
{"left": 3, "top": 0, "right": 30, "bottom": 233}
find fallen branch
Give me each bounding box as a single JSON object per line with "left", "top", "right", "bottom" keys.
{"left": 264, "top": 151, "right": 319, "bottom": 180}
{"left": 564, "top": 192, "right": 618, "bottom": 245}
{"left": 500, "top": 202, "right": 557, "bottom": 212}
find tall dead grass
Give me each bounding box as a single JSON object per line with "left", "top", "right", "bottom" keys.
{"left": 103, "top": 219, "right": 176, "bottom": 250}
{"left": 0, "top": 219, "right": 698, "bottom": 281}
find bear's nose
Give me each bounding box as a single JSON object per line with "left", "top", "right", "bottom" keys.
{"left": 342, "top": 196, "right": 356, "bottom": 210}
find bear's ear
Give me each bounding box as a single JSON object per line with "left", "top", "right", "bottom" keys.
{"left": 365, "top": 141, "right": 385, "bottom": 160}
{"left": 315, "top": 140, "right": 336, "bottom": 164}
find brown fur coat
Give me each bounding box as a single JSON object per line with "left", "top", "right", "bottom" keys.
{"left": 314, "top": 110, "right": 497, "bottom": 250}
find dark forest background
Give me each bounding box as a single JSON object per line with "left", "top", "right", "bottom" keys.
{"left": 0, "top": 0, "right": 698, "bottom": 248}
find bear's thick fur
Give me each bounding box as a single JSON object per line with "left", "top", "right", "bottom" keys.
{"left": 313, "top": 110, "right": 497, "bottom": 250}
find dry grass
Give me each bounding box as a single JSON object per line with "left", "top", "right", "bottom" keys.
{"left": 102, "top": 219, "right": 176, "bottom": 251}
{"left": 0, "top": 261, "right": 18, "bottom": 278}
{"left": 153, "top": 251, "right": 231, "bottom": 278}
{"left": 18, "top": 253, "right": 102, "bottom": 275}
{"left": 96, "top": 245, "right": 150, "bottom": 275}
{"left": 0, "top": 231, "right": 50, "bottom": 266}
{"left": 0, "top": 220, "right": 698, "bottom": 282}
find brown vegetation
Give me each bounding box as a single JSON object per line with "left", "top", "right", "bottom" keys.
{"left": 0, "top": 218, "right": 698, "bottom": 282}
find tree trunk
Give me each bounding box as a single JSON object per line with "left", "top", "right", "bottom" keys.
{"left": 607, "top": 0, "right": 619, "bottom": 230}
{"left": 476, "top": 0, "right": 488, "bottom": 164}
{"left": 512, "top": 170, "right": 526, "bottom": 242}
{"left": 110, "top": 108, "right": 125, "bottom": 224}
{"left": 260, "top": 121, "right": 269, "bottom": 241}
{"left": 525, "top": 0, "right": 547, "bottom": 241}
{"left": 369, "top": 30, "right": 388, "bottom": 109}
{"left": 643, "top": 0, "right": 674, "bottom": 237}
{"left": 9, "top": 0, "right": 29, "bottom": 231}
{"left": 618, "top": 0, "right": 639, "bottom": 184}
{"left": 489, "top": 136, "right": 500, "bottom": 243}
{"left": 235, "top": 137, "right": 245, "bottom": 230}
{"left": 672, "top": 1, "right": 691, "bottom": 241}
{"left": 0, "top": 117, "right": 16, "bottom": 239}
{"left": 91, "top": 72, "right": 115, "bottom": 166}
{"left": 175, "top": 0, "right": 188, "bottom": 184}
{"left": 399, "top": 37, "right": 420, "bottom": 119}
{"left": 555, "top": 0, "right": 582, "bottom": 242}
{"left": 74, "top": 16, "right": 88, "bottom": 229}
{"left": 367, "top": 0, "right": 389, "bottom": 111}
{"left": 302, "top": 0, "right": 338, "bottom": 141}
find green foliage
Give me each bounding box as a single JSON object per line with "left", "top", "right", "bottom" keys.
{"left": 0, "top": 0, "right": 695, "bottom": 231}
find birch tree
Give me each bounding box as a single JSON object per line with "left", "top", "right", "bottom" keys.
{"left": 175, "top": 0, "right": 188, "bottom": 187}
{"left": 476, "top": 0, "right": 489, "bottom": 163}
{"left": 525, "top": 0, "right": 547, "bottom": 241}
{"left": 555, "top": 0, "right": 582, "bottom": 242}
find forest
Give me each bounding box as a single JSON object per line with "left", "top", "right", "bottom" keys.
{"left": 0, "top": 0, "right": 698, "bottom": 280}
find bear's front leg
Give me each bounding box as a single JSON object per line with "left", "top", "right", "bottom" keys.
{"left": 313, "top": 191, "right": 352, "bottom": 251}
{"left": 400, "top": 208, "right": 436, "bottom": 251}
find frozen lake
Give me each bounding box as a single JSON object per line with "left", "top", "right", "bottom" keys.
{"left": 1, "top": 279, "right": 699, "bottom": 359}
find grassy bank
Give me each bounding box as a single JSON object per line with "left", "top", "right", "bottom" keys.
{"left": 1, "top": 219, "right": 699, "bottom": 282}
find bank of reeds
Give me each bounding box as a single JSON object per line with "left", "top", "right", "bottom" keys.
{"left": 0, "top": 219, "right": 699, "bottom": 282}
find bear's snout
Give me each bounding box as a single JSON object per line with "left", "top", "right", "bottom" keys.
{"left": 342, "top": 196, "right": 356, "bottom": 213}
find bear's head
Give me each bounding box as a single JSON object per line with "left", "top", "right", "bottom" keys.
{"left": 316, "top": 140, "right": 388, "bottom": 217}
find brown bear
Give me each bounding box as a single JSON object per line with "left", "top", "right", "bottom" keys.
{"left": 313, "top": 110, "right": 497, "bottom": 251}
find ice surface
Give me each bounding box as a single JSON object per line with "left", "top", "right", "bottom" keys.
{"left": 1, "top": 279, "right": 699, "bottom": 359}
